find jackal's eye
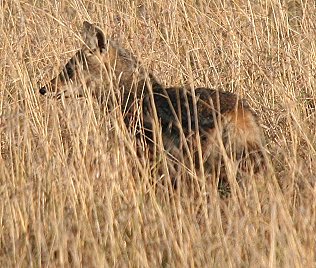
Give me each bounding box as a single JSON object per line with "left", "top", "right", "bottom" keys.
{"left": 60, "top": 62, "right": 75, "bottom": 81}
{"left": 66, "top": 63, "right": 75, "bottom": 77}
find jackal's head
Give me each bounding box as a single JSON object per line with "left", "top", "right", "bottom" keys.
{"left": 39, "top": 21, "right": 139, "bottom": 99}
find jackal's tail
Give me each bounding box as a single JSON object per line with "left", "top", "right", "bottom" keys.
{"left": 218, "top": 105, "right": 266, "bottom": 174}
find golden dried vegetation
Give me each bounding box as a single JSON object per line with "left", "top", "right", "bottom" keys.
{"left": 0, "top": 0, "right": 315, "bottom": 266}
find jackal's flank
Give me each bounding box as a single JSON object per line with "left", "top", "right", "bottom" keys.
{"left": 39, "top": 21, "right": 266, "bottom": 184}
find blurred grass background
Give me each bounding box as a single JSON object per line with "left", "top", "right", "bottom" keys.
{"left": 0, "top": 0, "right": 315, "bottom": 266}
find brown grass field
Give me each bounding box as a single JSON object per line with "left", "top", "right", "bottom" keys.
{"left": 1, "top": 0, "right": 316, "bottom": 267}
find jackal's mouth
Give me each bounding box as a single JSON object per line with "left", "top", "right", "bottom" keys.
{"left": 39, "top": 86, "right": 68, "bottom": 99}
{"left": 55, "top": 91, "right": 66, "bottom": 99}
{"left": 39, "top": 86, "right": 84, "bottom": 100}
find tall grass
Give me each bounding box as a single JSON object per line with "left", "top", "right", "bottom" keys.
{"left": 0, "top": 0, "right": 315, "bottom": 266}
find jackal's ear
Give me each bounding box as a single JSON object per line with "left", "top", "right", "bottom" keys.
{"left": 82, "top": 21, "right": 106, "bottom": 52}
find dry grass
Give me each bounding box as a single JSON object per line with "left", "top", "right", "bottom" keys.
{"left": 1, "top": 0, "right": 316, "bottom": 267}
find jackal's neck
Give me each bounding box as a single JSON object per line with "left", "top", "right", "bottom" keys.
{"left": 147, "top": 73, "right": 164, "bottom": 92}
{"left": 109, "top": 44, "right": 164, "bottom": 97}
{"left": 118, "top": 69, "right": 164, "bottom": 99}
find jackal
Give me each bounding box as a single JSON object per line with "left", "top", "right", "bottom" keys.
{"left": 39, "top": 21, "right": 266, "bottom": 187}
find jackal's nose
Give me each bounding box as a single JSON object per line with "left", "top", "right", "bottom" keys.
{"left": 39, "top": 87, "right": 47, "bottom": 95}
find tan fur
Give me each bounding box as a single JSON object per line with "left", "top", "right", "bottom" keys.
{"left": 39, "top": 21, "right": 266, "bottom": 188}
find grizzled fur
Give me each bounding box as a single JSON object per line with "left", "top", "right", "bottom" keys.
{"left": 39, "top": 21, "right": 266, "bottom": 187}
